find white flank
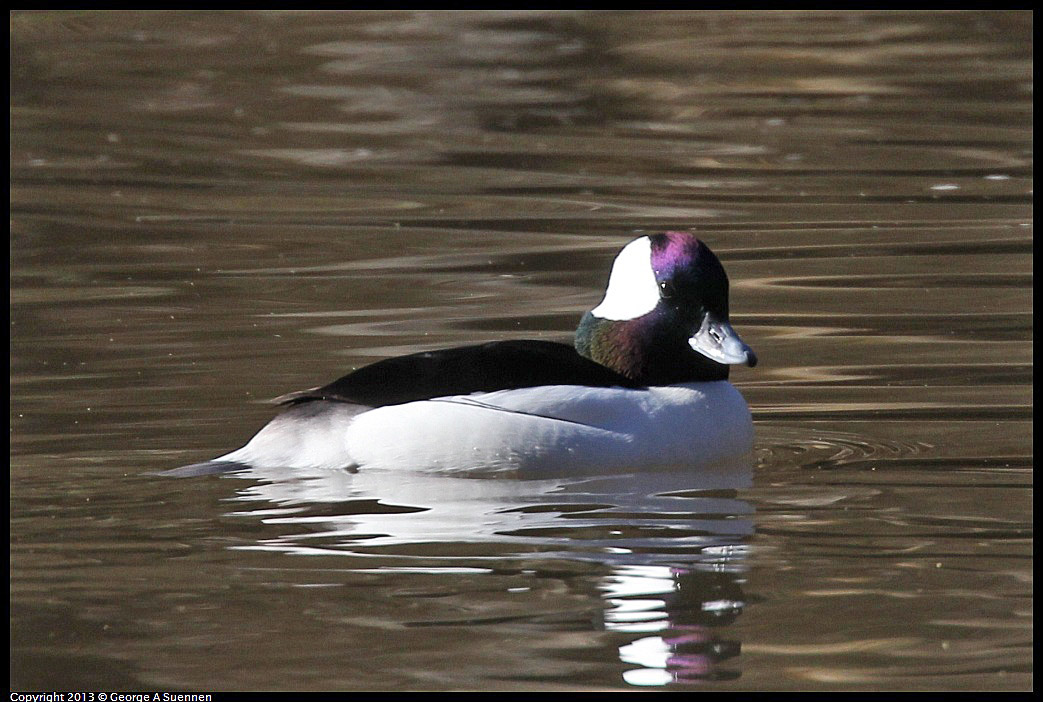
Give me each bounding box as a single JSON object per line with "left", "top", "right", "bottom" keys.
{"left": 590, "top": 237, "right": 661, "bottom": 321}
{"left": 210, "top": 381, "right": 754, "bottom": 476}
{"left": 342, "top": 381, "right": 753, "bottom": 474}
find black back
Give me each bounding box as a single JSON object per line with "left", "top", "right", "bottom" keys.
{"left": 279, "top": 339, "right": 642, "bottom": 408}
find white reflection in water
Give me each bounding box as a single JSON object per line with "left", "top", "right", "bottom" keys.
{"left": 225, "top": 460, "right": 752, "bottom": 553}
{"left": 603, "top": 562, "right": 747, "bottom": 685}
{"left": 218, "top": 459, "right": 753, "bottom": 685}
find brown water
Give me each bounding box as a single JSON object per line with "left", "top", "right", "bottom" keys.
{"left": 10, "top": 10, "right": 1032, "bottom": 691}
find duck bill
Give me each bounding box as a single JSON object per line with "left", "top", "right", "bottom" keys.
{"left": 688, "top": 314, "right": 758, "bottom": 367}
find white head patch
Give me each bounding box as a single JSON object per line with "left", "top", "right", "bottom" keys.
{"left": 589, "top": 236, "right": 661, "bottom": 321}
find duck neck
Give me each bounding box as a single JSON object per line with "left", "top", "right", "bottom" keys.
{"left": 574, "top": 311, "right": 730, "bottom": 385}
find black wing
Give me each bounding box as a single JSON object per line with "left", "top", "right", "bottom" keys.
{"left": 277, "top": 339, "right": 640, "bottom": 408}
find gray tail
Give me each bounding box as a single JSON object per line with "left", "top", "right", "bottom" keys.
{"left": 153, "top": 460, "right": 251, "bottom": 478}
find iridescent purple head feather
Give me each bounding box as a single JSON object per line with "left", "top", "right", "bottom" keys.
{"left": 648, "top": 232, "right": 730, "bottom": 316}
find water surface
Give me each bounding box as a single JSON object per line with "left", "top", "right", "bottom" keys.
{"left": 10, "top": 10, "right": 1032, "bottom": 691}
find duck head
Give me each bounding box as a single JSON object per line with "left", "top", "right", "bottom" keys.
{"left": 575, "top": 232, "right": 757, "bottom": 384}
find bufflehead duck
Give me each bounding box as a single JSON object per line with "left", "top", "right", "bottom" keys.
{"left": 178, "top": 232, "right": 757, "bottom": 475}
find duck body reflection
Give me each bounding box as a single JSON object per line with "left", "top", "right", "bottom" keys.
{"left": 223, "top": 460, "right": 754, "bottom": 686}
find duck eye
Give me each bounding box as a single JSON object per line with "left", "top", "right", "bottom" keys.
{"left": 658, "top": 280, "right": 675, "bottom": 299}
